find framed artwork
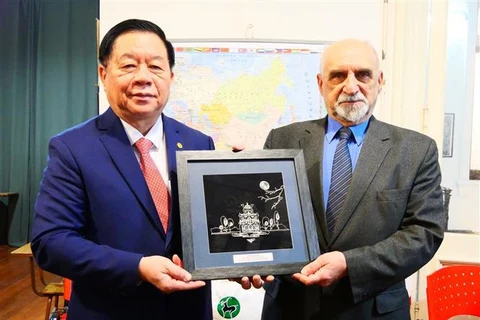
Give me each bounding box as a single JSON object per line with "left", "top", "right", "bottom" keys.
{"left": 176, "top": 149, "right": 320, "bottom": 280}
{"left": 443, "top": 113, "right": 455, "bottom": 158}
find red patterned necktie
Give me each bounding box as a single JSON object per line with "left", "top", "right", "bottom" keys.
{"left": 135, "top": 137, "right": 170, "bottom": 232}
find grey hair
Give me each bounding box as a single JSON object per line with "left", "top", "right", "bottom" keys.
{"left": 319, "top": 40, "right": 381, "bottom": 76}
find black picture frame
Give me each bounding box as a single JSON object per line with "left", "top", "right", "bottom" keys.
{"left": 176, "top": 149, "right": 320, "bottom": 280}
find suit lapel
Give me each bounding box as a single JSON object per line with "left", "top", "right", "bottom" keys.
{"left": 98, "top": 109, "right": 165, "bottom": 237}
{"left": 329, "top": 117, "right": 391, "bottom": 245}
{"left": 164, "top": 115, "right": 180, "bottom": 175}
{"left": 300, "top": 118, "right": 329, "bottom": 249}
{"left": 163, "top": 115, "right": 183, "bottom": 248}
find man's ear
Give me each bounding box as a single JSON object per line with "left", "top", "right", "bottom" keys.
{"left": 98, "top": 64, "right": 107, "bottom": 87}
{"left": 317, "top": 73, "right": 324, "bottom": 96}
{"left": 377, "top": 71, "right": 384, "bottom": 93}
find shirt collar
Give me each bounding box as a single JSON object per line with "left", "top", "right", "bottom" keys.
{"left": 120, "top": 115, "right": 164, "bottom": 148}
{"left": 325, "top": 115, "right": 370, "bottom": 146}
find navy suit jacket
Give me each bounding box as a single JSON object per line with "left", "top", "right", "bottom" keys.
{"left": 31, "top": 108, "right": 214, "bottom": 320}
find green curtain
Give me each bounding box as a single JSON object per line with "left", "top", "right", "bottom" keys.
{"left": 0, "top": 0, "right": 98, "bottom": 246}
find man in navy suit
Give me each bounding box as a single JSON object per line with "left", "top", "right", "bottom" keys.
{"left": 31, "top": 19, "right": 214, "bottom": 319}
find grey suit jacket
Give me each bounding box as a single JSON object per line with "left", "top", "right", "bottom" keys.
{"left": 262, "top": 116, "right": 445, "bottom": 320}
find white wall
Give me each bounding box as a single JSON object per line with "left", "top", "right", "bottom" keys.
{"left": 99, "top": 0, "right": 383, "bottom": 42}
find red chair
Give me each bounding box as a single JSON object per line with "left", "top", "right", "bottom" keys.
{"left": 63, "top": 278, "right": 72, "bottom": 302}
{"left": 426, "top": 265, "right": 480, "bottom": 320}
{"left": 58, "top": 278, "right": 72, "bottom": 320}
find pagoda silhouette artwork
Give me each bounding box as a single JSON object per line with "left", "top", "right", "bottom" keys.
{"left": 204, "top": 174, "right": 293, "bottom": 253}
{"left": 210, "top": 200, "right": 290, "bottom": 244}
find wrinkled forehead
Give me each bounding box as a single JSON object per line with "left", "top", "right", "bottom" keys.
{"left": 322, "top": 42, "right": 379, "bottom": 74}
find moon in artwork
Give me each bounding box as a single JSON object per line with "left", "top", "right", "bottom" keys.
{"left": 259, "top": 181, "right": 270, "bottom": 190}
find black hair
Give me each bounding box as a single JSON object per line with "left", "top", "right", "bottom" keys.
{"left": 98, "top": 19, "right": 175, "bottom": 69}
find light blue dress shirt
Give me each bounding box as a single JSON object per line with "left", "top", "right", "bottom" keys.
{"left": 322, "top": 116, "right": 370, "bottom": 210}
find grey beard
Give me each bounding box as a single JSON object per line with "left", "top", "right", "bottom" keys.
{"left": 334, "top": 101, "right": 369, "bottom": 123}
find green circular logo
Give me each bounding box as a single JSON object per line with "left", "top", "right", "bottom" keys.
{"left": 216, "top": 296, "right": 241, "bottom": 319}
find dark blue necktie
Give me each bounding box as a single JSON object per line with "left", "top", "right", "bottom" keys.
{"left": 326, "top": 127, "right": 353, "bottom": 236}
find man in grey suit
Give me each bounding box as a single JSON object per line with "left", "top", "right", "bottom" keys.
{"left": 258, "top": 39, "right": 445, "bottom": 319}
